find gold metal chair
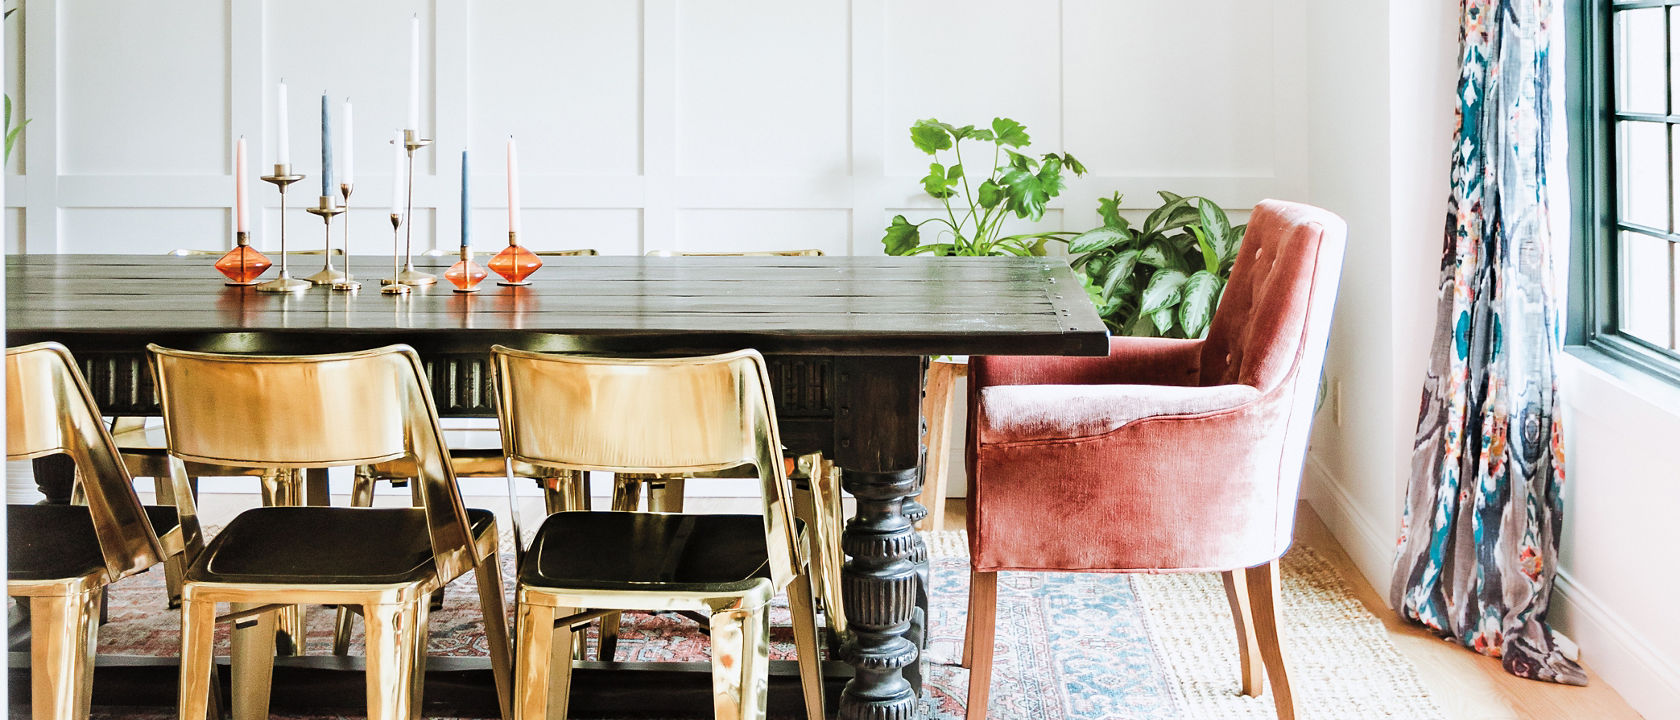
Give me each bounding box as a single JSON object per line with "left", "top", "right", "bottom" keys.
{"left": 6, "top": 342, "right": 202, "bottom": 720}
{"left": 624, "top": 247, "right": 846, "bottom": 655}
{"left": 914, "top": 357, "right": 967, "bottom": 532}
{"left": 491, "top": 346, "right": 825, "bottom": 720}
{"left": 150, "top": 344, "right": 514, "bottom": 720}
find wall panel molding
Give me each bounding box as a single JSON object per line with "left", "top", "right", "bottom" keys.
{"left": 3, "top": 0, "right": 1309, "bottom": 256}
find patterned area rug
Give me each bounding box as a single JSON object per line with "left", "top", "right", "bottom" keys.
{"left": 46, "top": 530, "right": 1441, "bottom": 719}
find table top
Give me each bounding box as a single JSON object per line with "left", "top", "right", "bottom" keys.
{"left": 6, "top": 254, "right": 1109, "bottom": 357}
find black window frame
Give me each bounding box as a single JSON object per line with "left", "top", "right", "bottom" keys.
{"left": 1571, "top": 0, "right": 1680, "bottom": 384}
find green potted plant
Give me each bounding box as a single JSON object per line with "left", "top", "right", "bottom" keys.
{"left": 1067, "top": 191, "right": 1246, "bottom": 338}
{"left": 881, "top": 117, "right": 1086, "bottom": 256}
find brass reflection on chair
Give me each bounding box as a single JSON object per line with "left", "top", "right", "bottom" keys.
{"left": 149, "top": 344, "right": 513, "bottom": 720}
{"left": 7, "top": 342, "right": 199, "bottom": 720}
{"left": 491, "top": 346, "right": 825, "bottom": 720}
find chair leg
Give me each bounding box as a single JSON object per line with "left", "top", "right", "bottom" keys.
{"left": 1221, "top": 568, "right": 1264, "bottom": 696}
{"left": 28, "top": 589, "right": 101, "bottom": 720}
{"left": 792, "top": 454, "right": 845, "bottom": 641}
{"left": 408, "top": 602, "right": 432, "bottom": 720}
{"left": 1246, "top": 560, "right": 1294, "bottom": 720}
{"left": 710, "top": 604, "right": 770, "bottom": 720}
{"left": 475, "top": 548, "right": 516, "bottom": 720}
{"left": 567, "top": 470, "right": 591, "bottom": 512}
{"left": 786, "top": 572, "right": 827, "bottom": 720}
{"left": 364, "top": 601, "right": 425, "bottom": 720}
{"left": 647, "top": 476, "right": 686, "bottom": 513}
{"left": 917, "top": 361, "right": 957, "bottom": 533}
{"left": 259, "top": 470, "right": 308, "bottom": 655}
{"left": 599, "top": 610, "right": 621, "bottom": 662}
{"left": 964, "top": 570, "right": 997, "bottom": 720}
{"left": 229, "top": 603, "right": 278, "bottom": 720}
{"left": 335, "top": 470, "right": 381, "bottom": 655}
{"left": 610, "top": 474, "right": 643, "bottom": 512}
{"left": 179, "top": 596, "right": 218, "bottom": 720}
{"left": 515, "top": 603, "right": 572, "bottom": 720}
{"left": 818, "top": 461, "right": 847, "bottom": 642}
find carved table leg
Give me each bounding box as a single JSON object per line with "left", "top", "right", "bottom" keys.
{"left": 31, "top": 455, "right": 76, "bottom": 505}
{"left": 835, "top": 356, "right": 926, "bottom": 719}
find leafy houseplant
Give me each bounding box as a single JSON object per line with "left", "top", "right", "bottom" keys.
{"left": 4, "top": 8, "right": 24, "bottom": 164}
{"left": 882, "top": 117, "right": 1086, "bottom": 256}
{"left": 1068, "top": 191, "right": 1246, "bottom": 339}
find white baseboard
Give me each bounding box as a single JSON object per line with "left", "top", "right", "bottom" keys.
{"left": 1552, "top": 570, "right": 1680, "bottom": 717}
{"left": 1300, "top": 453, "right": 1396, "bottom": 604}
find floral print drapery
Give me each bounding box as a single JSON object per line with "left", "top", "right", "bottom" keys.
{"left": 1391, "top": 0, "right": 1585, "bottom": 685}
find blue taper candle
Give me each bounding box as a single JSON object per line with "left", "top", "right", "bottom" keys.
{"left": 320, "top": 93, "right": 333, "bottom": 197}
{"left": 460, "top": 150, "right": 469, "bottom": 248}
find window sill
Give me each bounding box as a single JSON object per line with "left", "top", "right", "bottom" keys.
{"left": 1562, "top": 345, "right": 1680, "bottom": 424}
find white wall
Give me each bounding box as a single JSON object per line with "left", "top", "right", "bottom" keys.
{"left": 1299, "top": 2, "right": 1680, "bottom": 716}
{"left": 2, "top": 0, "right": 1310, "bottom": 259}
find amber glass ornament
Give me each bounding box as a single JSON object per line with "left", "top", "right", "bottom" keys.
{"left": 489, "top": 235, "right": 542, "bottom": 285}
{"left": 446, "top": 255, "right": 489, "bottom": 293}
{"left": 216, "top": 234, "right": 272, "bottom": 285}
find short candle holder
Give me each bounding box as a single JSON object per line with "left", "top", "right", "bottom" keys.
{"left": 397, "top": 129, "right": 435, "bottom": 286}
{"left": 489, "top": 231, "right": 543, "bottom": 286}
{"left": 214, "top": 231, "right": 272, "bottom": 286}
{"left": 381, "top": 212, "right": 410, "bottom": 295}
{"left": 304, "top": 196, "right": 348, "bottom": 290}
{"left": 256, "top": 164, "right": 311, "bottom": 294}
{"left": 331, "top": 183, "right": 360, "bottom": 292}
{"left": 446, "top": 246, "right": 488, "bottom": 292}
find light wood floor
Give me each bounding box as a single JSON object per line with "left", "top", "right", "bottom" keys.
{"left": 177, "top": 491, "right": 1644, "bottom": 720}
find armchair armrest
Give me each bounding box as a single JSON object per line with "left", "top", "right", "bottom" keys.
{"left": 976, "top": 382, "right": 1260, "bottom": 445}
{"left": 972, "top": 336, "right": 1204, "bottom": 388}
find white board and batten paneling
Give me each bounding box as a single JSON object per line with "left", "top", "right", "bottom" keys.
{"left": 3, "top": 0, "right": 1309, "bottom": 259}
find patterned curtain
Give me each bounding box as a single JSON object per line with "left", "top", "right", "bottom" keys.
{"left": 1391, "top": 0, "right": 1586, "bottom": 685}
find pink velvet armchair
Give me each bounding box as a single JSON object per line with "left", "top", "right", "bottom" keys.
{"left": 960, "top": 199, "right": 1346, "bottom": 720}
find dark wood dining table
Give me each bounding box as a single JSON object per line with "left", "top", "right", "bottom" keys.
{"left": 5, "top": 252, "right": 1108, "bottom": 719}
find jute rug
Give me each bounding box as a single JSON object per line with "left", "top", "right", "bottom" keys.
{"left": 57, "top": 529, "right": 1441, "bottom": 719}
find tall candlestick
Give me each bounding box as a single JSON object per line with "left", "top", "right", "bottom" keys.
{"left": 320, "top": 93, "right": 333, "bottom": 197}
{"left": 389, "top": 130, "right": 404, "bottom": 216}
{"left": 235, "top": 136, "right": 249, "bottom": 233}
{"left": 341, "top": 98, "right": 354, "bottom": 186}
{"left": 460, "top": 150, "right": 470, "bottom": 248}
{"left": 407, "top": 14, "right": 420, "bottom": 132}
{"left": 507, "top": 136, "right": 521, "bottom": 234}
{"left": 276, "top": 81, "right": 290, "bottom": 166}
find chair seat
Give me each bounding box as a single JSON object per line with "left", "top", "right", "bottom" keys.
{"left": 189, "top": 506, "right": 495, "bottom": 585}
{"left": 7, "top": 504, "right": 178, "bottom": 582}
{"left": 522, "top": 511, "right": 770, "bottom": 594}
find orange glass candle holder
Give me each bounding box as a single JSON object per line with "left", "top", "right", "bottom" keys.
{"left": 216, "top": 232, "right": 272, "bottom": 285}
{"left": 489, "top": 232, "right": 542, "bottom": 286}
{"left": 446, "top": 247, "right": 488, "bottom": 292}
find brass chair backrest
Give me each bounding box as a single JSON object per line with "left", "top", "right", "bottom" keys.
{"left": 644, "top": 249, "right": 824, "bottom": 257}
{"left": 6, "top": 342, "right": 166, "bottom": 580}
{"left": 489, "top": 346, "right": 801, "bottom": 586}
{"left": 147, "top": 344, "right": 475, "bottom": 578}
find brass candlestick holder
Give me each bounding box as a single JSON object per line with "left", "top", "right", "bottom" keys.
{"left": 382, "top": 212, "right": 410, "bottom": 295}
{"left": 396, "top": 128, "right": 435, "bottom": 286}
{"left": 256, "top": 164, "right": 311, "bottom": 293}
{"left": 332, "top": 183, "right": 360, "bottom": 291}
{"left": 304, "top": 196, "right": 348, "bottom": 291}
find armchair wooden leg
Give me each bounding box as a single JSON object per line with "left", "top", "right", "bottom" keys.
{"left": 28, "top": 589, "right": 101, "bottom": 720}
{"left": 786, "top": 572, "right": 827, "bottom": 720}
{"left": 1246, "top": 560, "right": 1294, "bottom": 720}
{"left": 1221, "top": 568, "right": 1264, "bottom": 696}
{"left": 964, "top": 570, "right": 997, "bottom": 720}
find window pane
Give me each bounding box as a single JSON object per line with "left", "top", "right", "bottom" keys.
{"left": 1620, "top": 231, "right": 1674, "bottom": 347}
{"left": 1618, "top": 121, "right": 1671, "bottom": 230}
{"left": 1615, "top": 8, "right": 1665, "bottom": 114}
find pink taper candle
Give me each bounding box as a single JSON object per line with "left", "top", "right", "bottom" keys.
{"left": 235, "top": 136, "right": 249, "bottom": 233}
{"left": 507, "top": 135, "right": 521, "bottom": 234}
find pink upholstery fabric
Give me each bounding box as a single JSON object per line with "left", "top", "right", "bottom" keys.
{"left": 966, "top": 199, "right": 1347, "bottom": 573}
